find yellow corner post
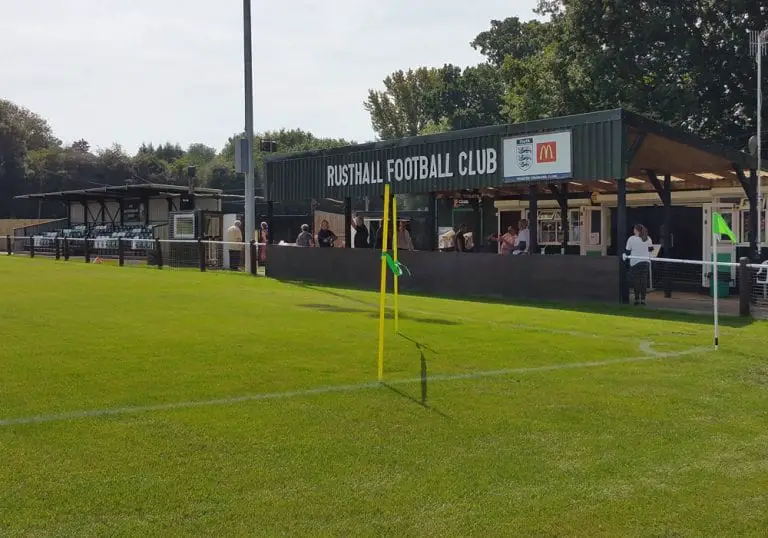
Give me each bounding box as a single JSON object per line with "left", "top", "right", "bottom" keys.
{"left": 392, "top": 194, "right": 399, "bottom": 333}
{"left": 377, "top": 183, "right": 391, "bottom": 381}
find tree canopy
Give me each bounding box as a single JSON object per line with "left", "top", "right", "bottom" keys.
{"left": 365, "top": 0, "right": 768, "bottom": 153}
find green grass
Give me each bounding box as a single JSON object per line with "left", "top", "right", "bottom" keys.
{"left": 1, "top": 256, "right": 768, "bottom": 536}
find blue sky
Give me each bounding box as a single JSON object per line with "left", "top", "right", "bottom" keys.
{"left": 1, "top": 0, "right": 539, "bottom": 153}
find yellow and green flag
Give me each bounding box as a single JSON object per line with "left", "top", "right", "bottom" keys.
{"left": 712, "top": 212, "right": 736, "bottom": 242}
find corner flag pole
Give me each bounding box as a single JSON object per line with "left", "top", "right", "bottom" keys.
{"left": 711, "top": 211, "right": 736, "bottom": 351}
{"left": 377, "top": 183, "right": 391, "bottom": 381}
{"left": 392, "top": 193, "right": 399, "bottom": 333}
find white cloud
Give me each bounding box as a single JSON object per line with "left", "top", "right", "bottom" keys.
{"left": 0, "top": 0, "right": 539, "bottom": 153}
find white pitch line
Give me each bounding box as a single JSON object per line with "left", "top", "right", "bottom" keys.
{"left": 0, "top": 346, "right": 708, "bottom": 428}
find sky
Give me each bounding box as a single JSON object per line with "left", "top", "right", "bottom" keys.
{"left": 1, "top": 0, "right": 540, "bottom": 154}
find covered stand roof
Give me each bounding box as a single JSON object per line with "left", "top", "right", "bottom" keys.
{"left": 265, "top": 109, "right": 762, "bottom": 202}
{"left": 15, "top": 183, "right": 223, "bottom": 202}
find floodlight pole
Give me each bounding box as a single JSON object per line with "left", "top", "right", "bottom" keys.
{"left": 243, "top": 0, "right": 256, "bottom": 273}
{"left": 751, "top": 29, "right": 768, "bottom": 255}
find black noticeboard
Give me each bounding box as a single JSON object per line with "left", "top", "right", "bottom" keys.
{"left": 124, "top": 199, "right": 143, "bottom": 224}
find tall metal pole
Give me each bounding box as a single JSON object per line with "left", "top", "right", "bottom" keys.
{"left": 758, "top": 34, "right": 763, "bottom": 253}
{"left": 243, "top": 0, "right": 256, "bottom": 273}
{"left": 751, "top": 30, "right": 768, "bottom": 254}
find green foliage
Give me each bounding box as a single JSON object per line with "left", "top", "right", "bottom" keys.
{"left": 364, "top": 68, "right": 444, "bottom": 139}
{"left": 365, "top": 1, "right": 768, "bottom": 150}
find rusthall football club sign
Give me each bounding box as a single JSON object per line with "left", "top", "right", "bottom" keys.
{"left": 503, "top": 131, "right": 572, "bottom": 182}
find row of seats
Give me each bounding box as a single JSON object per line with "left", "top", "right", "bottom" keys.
{"left": 29, "top": 224, "right": 156, "bottom": 250}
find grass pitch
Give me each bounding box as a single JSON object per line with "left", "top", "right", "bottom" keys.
{"left": 1, "top": 256, "right": 768, "bottom": 536}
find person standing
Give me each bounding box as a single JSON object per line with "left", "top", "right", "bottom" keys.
{"left": 455, "top": 224, "right": 469, "bottom": 252}
{"left": 352, "top": 217, "right": 369, "bottom": 248}
{"left": 512, "top": 220, "right": 530, "bottom": 255}
{"left": 625, "top": 223, "right": 654, "bottom": 305}
{"left": 317, "top": 220, "right": 337, "bottom": 248}
{"left": 226, "top": 219, "right": 243, "bottom": 270}
{"left": 499, "top": 226, "right": 517, "bottom": 255}
{"left": 397, "top": 220, "right": 414, "bottom": 251}
{"left": 296, "top": 224, "right": 315, "bottom": 247}
{"left": 258, "top": 221, "right": 268, "bottom": 267}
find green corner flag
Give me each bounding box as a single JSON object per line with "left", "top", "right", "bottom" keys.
{"left": 712, "top": 211, "right": 737, "bottom": 242}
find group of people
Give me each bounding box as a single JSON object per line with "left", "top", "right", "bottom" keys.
{"left": 295, "top": 220, "right": 336, "bottom": 248}
{"left": 294, "top": 217, "right": 415, "bottom": 251}
{"left": 486, "top": 219, "right": 531, "bottom": 255}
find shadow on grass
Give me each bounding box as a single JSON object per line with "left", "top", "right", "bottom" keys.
{"left": 286, "top": 281, "right": 754, "bottom": 329}
{"left": 380, "top": 332, "right": 449, "bottom": 419}
{"left": 292, "top": 282, "right": 459, "bottom": 326}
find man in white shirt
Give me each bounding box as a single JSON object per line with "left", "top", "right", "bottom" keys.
{"left": 226, "top": 220, "right": 243, "bottom": 270}
{"left": 625, "top": 224, "right": 653, "bottom": 305}
{"left": 513, "top": 219, "right": 530, "bottom": 255}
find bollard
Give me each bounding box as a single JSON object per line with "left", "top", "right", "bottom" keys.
{"left": 155, "top": 239, "right": 163, "bottom": 269}
{"left": 250, "top": 240, "right": 258, "bottom": 275}
{"left": 198, "top": 239, "right": 206, "bottom": 272}
{"left": 29, "top": 237, "right": 35, "bottom": 258}
{"left": 739, "top": 257, "right": 751, "bottom": 317}
{"left": 63, "top": 237, "right": 70, "bottom": 261}
{"left": 55, "top": 237, "right": 61, "bottom": 260}
{"left": 118, "top": 238, "right": 125, "bottom": 267}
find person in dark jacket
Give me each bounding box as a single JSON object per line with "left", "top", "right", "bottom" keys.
{"left": 316, "top": 220, "right": 337, "bottom": 247}
{"left": 352, "top": 216, "right": 369, "bottom": 248}
{"left": 455, "top": 224, "right": 468, "bottom": 252}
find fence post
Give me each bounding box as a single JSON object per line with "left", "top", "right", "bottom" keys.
{"left": 250, "top": 241, "right": 257, "bottom": 275}
{"left": 29, "top": 238, "right": 35, "bottom": 258}
{"left": 198, "top": 239, "right": 206, "bottom": 272}
{"left": 84, "top": 238, "right": 90, "bottom": 264}
{"left": 6, "top": 235, "right": 10, "bottom": 255}
{"left": 118, "top": 238, "right": 125, "bottom": 267}
{"left": 55, "top": 237, "right": 61, "bottom": 260}
{"left": 739, "top": 257, "right": 751, "bottom": 317}
{"left": 63, "top": 238, "right": 70, "bottom": 261}
{"left": 155, "top": 239, "right": 163, "bottom": 269}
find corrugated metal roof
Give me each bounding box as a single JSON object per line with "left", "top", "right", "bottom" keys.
{"left": 265, "top": 109, "right": 756, "bottom": 202}
{"left": 15, "top": 183, "right": 223, "bottom": 201}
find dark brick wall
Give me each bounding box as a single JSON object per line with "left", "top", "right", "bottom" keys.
{"left": 267, "top": 247, "right": 620, "bottom": 303}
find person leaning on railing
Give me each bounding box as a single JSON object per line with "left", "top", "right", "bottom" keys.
{"left": 625, "top": 223, "right": 654, "bottom": 306}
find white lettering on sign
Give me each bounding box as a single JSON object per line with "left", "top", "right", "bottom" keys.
{"left": 326, "top": 148, "right": 497, "bottom": 188}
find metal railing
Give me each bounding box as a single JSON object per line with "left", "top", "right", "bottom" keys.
{"left": 3, "top": 235, "right": 267, "bottom": 275}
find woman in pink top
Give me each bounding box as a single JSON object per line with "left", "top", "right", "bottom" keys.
{"left": 499, "top": 226, "right": 517, "bottom": 255}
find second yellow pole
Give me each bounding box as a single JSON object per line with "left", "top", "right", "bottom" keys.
{"left": 392, "top": 193, "right": 399, "bottom": 333}
{"left": 377, "top": 184, "right": 391, "bottom": 381}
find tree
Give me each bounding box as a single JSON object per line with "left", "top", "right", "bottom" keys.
{"left": 0, "top": 99, "right": 61, "bottom": 217}
{"left": 185, "top": 143, "right": 217, "bottom": 165}
{"left": 0, "top": 99, "right": 60, "bottom": 151}
{"left": 531, "top": 0, "right": 768, "bottom": 147}
{"left": 471, "top": 17, "right": 555, "bottom": 68}
{"left": 364, "top": 68, "right": 444, "bottom": 139}
{"left": 70, "top": 139, "right": 91, "bottom": 153}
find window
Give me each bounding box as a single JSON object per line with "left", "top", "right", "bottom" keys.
{"left": 174, "top": 213, "right": 195, "bottom": 239}
{"left": 536, "top": 209, "right": 583, "bottom": 244}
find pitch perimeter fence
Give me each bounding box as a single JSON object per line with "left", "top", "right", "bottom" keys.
{"left": 625, "top": 254, "right": 768, "bottom": 320}
{"left": 2, "top": 235, "right": 266, "bottom": 275}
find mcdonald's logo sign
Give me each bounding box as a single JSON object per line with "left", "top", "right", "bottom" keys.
{"left": 536, "top": 142, "right": 557, "bottom": 163}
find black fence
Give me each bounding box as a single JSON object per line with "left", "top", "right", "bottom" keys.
{"left": 2, "top": 236, "right": 265, "bottom": 274}
{"left": 265, "top": 246, "right": 621, "bottom": 304}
